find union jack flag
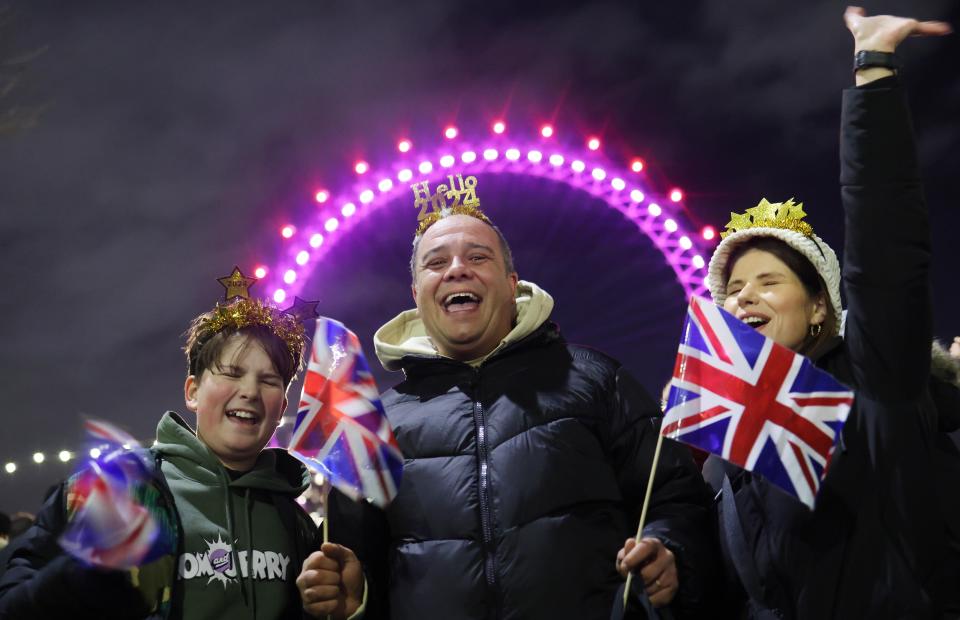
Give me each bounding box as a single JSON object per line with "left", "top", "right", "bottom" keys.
{"left": 84, "top": 418, "right": 141, "bottom": 453}
{"left": 288, "top": 317, "right": 403, "bottom": 508}
{"left": 60, "top": 419, "right": 165, "bottom": 568}
{"left": 662, "top": 296, "right": 854, "bottom": 508}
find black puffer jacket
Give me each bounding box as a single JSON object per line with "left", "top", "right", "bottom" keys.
{"left": 705, "top": 78, "right": 960, "bottom": 619}
{"left": 329, "top": 321, "right": 716, "bottom": 620}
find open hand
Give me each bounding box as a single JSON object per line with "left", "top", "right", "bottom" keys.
{"left": 844, "top": 6, "right": 951, "bottom": 53}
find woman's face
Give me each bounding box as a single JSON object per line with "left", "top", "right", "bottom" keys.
{"left": 722, "top": 248, "right": 826, "bottom": 352}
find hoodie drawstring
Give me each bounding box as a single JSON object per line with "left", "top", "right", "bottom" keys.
{"left": 221, "top": 468, "right": 250, "bottom": 610}
{"left": 245, "top": 487, "right": 257, "bottom": 618}
{"left": 225, "top": 475, "right": 259, "bottom": 618}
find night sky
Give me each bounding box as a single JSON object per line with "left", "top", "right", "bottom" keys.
{"left": 2, "top": 0, "right": 958, "bottom": 513}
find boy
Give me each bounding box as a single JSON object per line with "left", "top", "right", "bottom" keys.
{"left": 0, "top": 269, "right": 332, "bottom": 619}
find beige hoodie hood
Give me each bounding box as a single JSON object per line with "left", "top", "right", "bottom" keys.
{"left": 374, "top": 280, "right": 554, "bottom": 372}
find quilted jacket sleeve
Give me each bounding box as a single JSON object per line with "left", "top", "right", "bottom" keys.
{"left": 0, "top": 484, "right": 147, "bottom": 620}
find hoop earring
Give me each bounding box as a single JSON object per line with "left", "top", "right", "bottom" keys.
{"left": 809, "top": 323, "right": 822, "bottom": 337}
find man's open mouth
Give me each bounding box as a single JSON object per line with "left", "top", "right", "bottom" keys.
{"left": 442, "top": 292, "right": 481, "bottom": 312}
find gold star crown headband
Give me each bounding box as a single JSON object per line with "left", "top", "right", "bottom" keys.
{"left": 185, "top": 267, "right": 319, "bottom": 376}
{"left": 707, "top": 196, "right": 843, "bottom": 336}
{"left": 720, "top": 198, "right": 814, "bottom": 239}
{"left": 412, "top": 173, "right": 492, "bottom": 238}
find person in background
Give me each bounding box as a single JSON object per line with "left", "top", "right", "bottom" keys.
{"left": 0, "top": 513, "right": 10, "bottom": 551}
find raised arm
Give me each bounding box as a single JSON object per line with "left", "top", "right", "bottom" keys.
{"left": 838, "top": 6, "right": 954, "bottom": 599}
{"left": 840, "top": 7, "right": 951, "bottom": 401}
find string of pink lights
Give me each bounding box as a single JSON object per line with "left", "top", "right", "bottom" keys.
{"left": 253, "top": 121, "right": 718, "bottom": 302}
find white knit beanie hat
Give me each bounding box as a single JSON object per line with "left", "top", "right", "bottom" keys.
{"left": 706, "top": 199, "right": 842, "bottom": 336}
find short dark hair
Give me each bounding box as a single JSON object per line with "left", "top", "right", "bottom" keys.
{"left": 409, "top": 218, "right": 516, "bottom": 282}
{"left": 183, "top": 324, "right": 299, "bottom": 387}
{"left": 723, "top": 236, "right": 837, "bottom": 357}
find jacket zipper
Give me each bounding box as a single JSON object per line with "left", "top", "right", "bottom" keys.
{"left": 472, "top": 393, "right": 499, "bottom": 598}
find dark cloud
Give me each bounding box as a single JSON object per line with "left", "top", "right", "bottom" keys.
{"left": 1, "top": 0, "right": 958, "bottom": 511}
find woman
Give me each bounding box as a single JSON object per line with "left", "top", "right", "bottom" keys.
{"left": 617, "top": 8, "right": 957, "bottom": 619}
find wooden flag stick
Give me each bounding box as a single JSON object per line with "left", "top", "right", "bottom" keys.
{"left": 320, "top": 477, "right": 332, "bottom": 544}
{"left": 622, "top": 428, "right": 666, "bottom": 610}
{"left": 320, "top": 482, "right": 331, "bottom": 620}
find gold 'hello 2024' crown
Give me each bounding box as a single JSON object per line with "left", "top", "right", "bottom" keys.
{"left": 412, "top": 174, "right": 492, "bottom": 237}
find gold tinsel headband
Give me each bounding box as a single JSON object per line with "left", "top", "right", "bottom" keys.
{"left": 412, "top": 174, "right": 492, "bottom": 237}
{"left": 720, "top": 198, "right": 814, "bottom": 239}
{"left": 186, "top": 267, "right": 317, "bottom": 376}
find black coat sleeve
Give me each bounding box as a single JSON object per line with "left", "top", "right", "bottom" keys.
{"left": 608, "top": 367, "right": 720, "bottom": 618}
{"left": 840, "top": 77, "right": 931, "bottom": 403}
{"left": 0, "top": 484, "right": 148, "bottom": 620}
{"left": 326, "top": 488, "right": 391, "bottom": 620}
{"left": 840, "top": 77, "right": 948, "bottom": 599}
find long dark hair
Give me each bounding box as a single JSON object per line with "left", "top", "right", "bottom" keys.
{"left": 723, "top": 236, "right": 837, "bottom": 357}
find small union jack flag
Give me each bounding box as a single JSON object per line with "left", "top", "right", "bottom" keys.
{"left": 84, "top": 418, "right": 141, "bottom": 453}
{"left": 663, "top": 297, "right": 854, "bottom": 508}
{"left": 60, "top": 419, "right": 163, "bottom": 568}
{"left": 288, "top": 318, "right": 403, "bottom": 508}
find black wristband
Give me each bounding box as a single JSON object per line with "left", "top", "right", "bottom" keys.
{"left": 853, "top": 50, "right": 901, "bottom": 73}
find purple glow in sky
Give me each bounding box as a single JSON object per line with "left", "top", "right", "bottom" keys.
{"left": 262, "top": 125, "right": 712, "bottom": 304}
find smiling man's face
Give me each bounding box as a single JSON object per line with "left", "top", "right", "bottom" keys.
{"left": 412, "top": 215, "right": 518, "bottom": 361}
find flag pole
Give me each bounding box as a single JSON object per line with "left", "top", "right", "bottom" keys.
{"left": 622, "top": 428, "right": 666, "bottom": 610}
{"left": 321, "top": 483, "right": 330, "bottom": 545}
{"left": 321, "top": 482, "right": 331, "bottom": 620}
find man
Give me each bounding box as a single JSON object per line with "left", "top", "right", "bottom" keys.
{"left": 301, "top": 202, "right": 716, "bottom": 619}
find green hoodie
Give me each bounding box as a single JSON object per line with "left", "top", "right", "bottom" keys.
{"left": 153, "top": 412, "right": 312, "bottom": 620}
